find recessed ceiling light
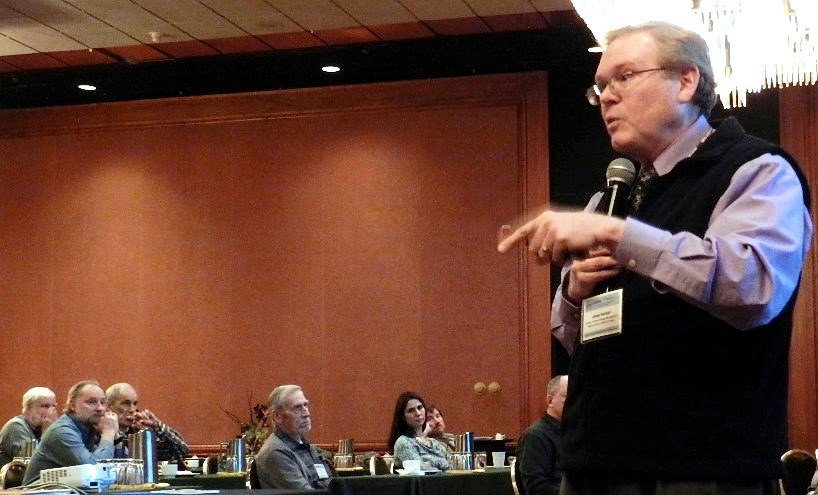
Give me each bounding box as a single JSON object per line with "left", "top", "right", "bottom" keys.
{"left": 322, "top": 65, "right": 340, "bottom": 73}
{"left": 77, "top": 84, "right": 97, "bottom": 91}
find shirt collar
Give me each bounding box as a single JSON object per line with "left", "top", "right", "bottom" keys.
{"left": 66, "top": 413, "right": 99, "bottom": 445}
{"left": 652, "top": 115, "right": 713, "bottom": 176}
{"left": 275, "top": 427, "right": 307, "bottom": 448}
{"left": 66, "top": 413, "right": 90, "bottom": 433}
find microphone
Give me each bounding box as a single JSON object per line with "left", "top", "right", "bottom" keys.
{"left": 595, "top": 158, "right": 636, "bottom": 218}
{"left": 591, "top": 158, "right": 636, "bottom": 295}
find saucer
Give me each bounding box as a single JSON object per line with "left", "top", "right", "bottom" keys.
{"left": 396, "top": 469, "right": 424, "bottom": 476}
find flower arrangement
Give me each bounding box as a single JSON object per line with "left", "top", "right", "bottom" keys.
{"left": 221, "top": 394, "right": 272, "bottom": 455}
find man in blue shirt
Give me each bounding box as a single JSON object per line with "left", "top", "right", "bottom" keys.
{"left": 23, "top": 380, "right": 120, "bottom": 484}
{"left": 499, "top": 21, "right": 811, "bottom": 495}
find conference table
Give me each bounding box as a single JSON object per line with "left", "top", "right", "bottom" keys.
{"left": 151, "top": 467, "right": 513, "bottom": 495}
{"left": 118, "top": 490, "right": 316, "bottom": 495}
{"left": 328, "top": 467, "right": 514, "bottom": 495}
{"left": 162, "top": 473, "right": 248, "bottom": 490}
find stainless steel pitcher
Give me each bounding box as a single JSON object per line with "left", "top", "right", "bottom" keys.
{"left": 127, "top": 429, "right": 157, "bottom": 483}
{"left": 225, "top": 437, "right": 246, "bottom": 472}
{"left": 454, "top": 432, "right": 474, "bottom": 453}
{"left": 450, "top": 432, "right": 475, "bottom": 470}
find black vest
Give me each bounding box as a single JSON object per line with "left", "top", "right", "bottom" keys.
{"left": 561, "top": 118, "right": 810, "bottom": 479}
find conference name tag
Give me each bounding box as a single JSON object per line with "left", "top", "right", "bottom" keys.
{"left": 580, "top": 289, "right": 623, "bottom": 343}
{"left": 315, "top": 463, "right": 329, "bottom": 479}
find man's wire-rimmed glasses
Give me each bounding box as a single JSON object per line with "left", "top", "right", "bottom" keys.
{"left": 585, "top": 67, "right": 668, "bottom": 106}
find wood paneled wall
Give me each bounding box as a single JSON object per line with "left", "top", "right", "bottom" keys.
{"left": 0, "top": 73, "right": 550, "bottom": 448}
{"left": 780, "top": 85, "right": 818, "bottom": 450}
{"left": 0, "top": 73, "right": 815, "bottom": 454}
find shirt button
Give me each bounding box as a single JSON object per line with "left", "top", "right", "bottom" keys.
{"left": 628, "top": 259, "right": 637, "bottom": 269}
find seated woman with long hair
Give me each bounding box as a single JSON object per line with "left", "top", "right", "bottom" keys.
{"left": 387, "top": 391, "right": 449, "bottom": 471}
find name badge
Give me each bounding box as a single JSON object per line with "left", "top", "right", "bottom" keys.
{"left": 580, "top": 289, "right": 623, "bottom": 343}
{"left": 314, "top": 463, "right": 329, "bottom": 479}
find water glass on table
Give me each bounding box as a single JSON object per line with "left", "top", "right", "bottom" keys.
{"left": 333, "top": 454, "right": 354, "bottom": 469}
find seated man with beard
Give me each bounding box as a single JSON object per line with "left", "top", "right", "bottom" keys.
{"left": 23, "top": 380, "right": 119, "bottom": 483}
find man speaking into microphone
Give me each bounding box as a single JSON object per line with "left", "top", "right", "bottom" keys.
{"left": 498, "top": 22, "right": 811, "bottom": 495}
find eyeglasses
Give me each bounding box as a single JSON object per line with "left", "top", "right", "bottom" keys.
{"left": 585, "top": 67, "right": 667, "bottom": 106}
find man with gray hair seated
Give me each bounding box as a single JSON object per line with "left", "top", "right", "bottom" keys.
{"left": 0, "top": 387, "right": 58, "bottom": 465}
{"left": 255, "top": 385, "right": 332, "bottom": 490}
{"left": 106, "top": 383, "right": 189, "bottom": 461}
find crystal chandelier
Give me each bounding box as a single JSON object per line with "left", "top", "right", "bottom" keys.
{"left": 570, "top": 0, "right": 818, "bottom": 108}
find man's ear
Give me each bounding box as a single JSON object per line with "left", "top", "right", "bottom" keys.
{"left": 678, "top": 65, "right": 700, "bottom": 104}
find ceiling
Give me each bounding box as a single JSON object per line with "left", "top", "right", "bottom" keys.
{"left": 0, "top": 1, "right": 595, "bottom": 108}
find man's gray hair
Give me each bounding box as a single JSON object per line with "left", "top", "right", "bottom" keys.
{"left": 546, "top": 375, "right": 567, "bottom": 397}
{"left": 64, "top": 380, "right": 101, "bottom": 414}
{"left": 106, "top": 383, "right": 135, "bottom": 405}
{"left": 21, "top": 387, "right": 56, "bottom": 414}
{"left": 268, "top": 385, "right": 302, "bottom": 411}
{"left": 606, "top": 21, "right": 717, "bottom": 117}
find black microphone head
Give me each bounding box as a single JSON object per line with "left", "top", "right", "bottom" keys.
{"left": 606, "top": 158, "right": 636, "bottom": 186}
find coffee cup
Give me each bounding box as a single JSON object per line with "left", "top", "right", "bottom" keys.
{"left": 160, "top": 461, "right": 178, "bottom": 477}
{"left": 491, "top": 451, "right": 505, "bottom": 467}
{"left": 402, "top": 459, "right": 422, "bottom": 473}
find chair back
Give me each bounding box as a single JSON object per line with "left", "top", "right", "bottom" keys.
{"left": 248, "top": 458, "right": 261, "bottom": 489}
{"left": 510, "top": 456, "right": 525, "bottom": 495}
{"left": 1, "top": 460, "right": 27, "bottom": 489}
{"left": 369, "top": 455, "right": 391, "bottom": 475}
{"left": 781, "top": 449, "right": 817, "bottom": 495}
{"left": 202, "top": 455, "right": 219, "bottom": 474}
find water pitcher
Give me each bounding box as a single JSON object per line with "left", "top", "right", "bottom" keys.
{"left": 127, "top": 429, "right": 157, "bottom": 483}
{"left": 226, "top": 437, "right": 246, "bottom": 472}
